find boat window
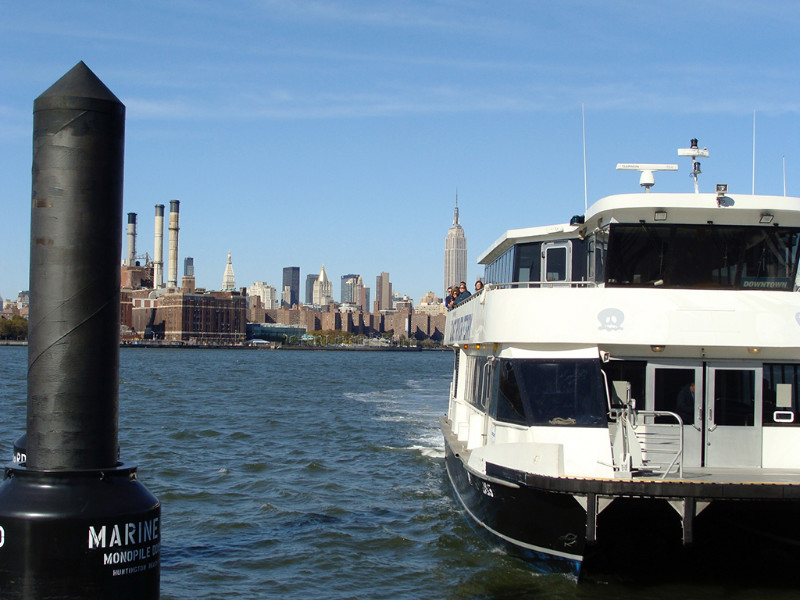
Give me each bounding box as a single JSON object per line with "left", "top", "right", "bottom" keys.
{"left": 601, "top": 360, "right": 646, "bottom": 410}
{"left": 763, "top": 364, "right": 800, "bottom": 426}
{"left": 464, "top": 354, "right": 489, "bottom": 409}
{"left": 543, "top": 243, "right": 569, "bottom": 282}
{"left": 653, "top": 368, "right": 696, "bottom": 424}
{"left": 605, "top": 224, "right": 800, "bottom": 290}
{"left": 495, "top": 360, "right": 527, "bottom": 425}
{"left": 484, "top": 246, "right": 514, "bottom": 285}
{"left": 452, "top": 349, "right": 460, "bottom": 399}
{"left": 492, "top": 359, "right": 607, "bottom": 427}
{"left": 588, "top": 230, "right": 608, "bottom": 284}
{"left": 514, "top": 243, "right": 541, "bottom": 284}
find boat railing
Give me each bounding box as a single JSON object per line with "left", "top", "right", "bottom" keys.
{"left": 484, "top": 281, "right": 599, "bottom": 290}
{"left": 629, "top": 410, "right": 684, "bottom": 479}
{"left": 447, "top": 280, "right": 599, "bottom": 311}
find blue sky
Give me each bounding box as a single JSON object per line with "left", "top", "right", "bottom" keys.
{"left": 2, "top": 1, "right": 800, "bottom": 304}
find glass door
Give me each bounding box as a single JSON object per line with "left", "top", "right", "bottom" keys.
{"left": 647, "top": 363, "right": 703, "bottom": 467}
{"left": 705, "top": 364, "right": 762, "bottom": 467}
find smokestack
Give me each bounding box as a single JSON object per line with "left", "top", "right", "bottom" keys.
{"left": 0, "top": 61, "right": 160, "bottom": 597}
{"left": 168, "top": 199, "right": 180, "bottom": 288}
{"left": 153, "top": 204, "right": 164, "bottom": 288}
{"left": 125, "top": 212, "right": 137, "bottom": 266}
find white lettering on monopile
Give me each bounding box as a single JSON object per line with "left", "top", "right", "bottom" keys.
{"left": 88, "top": 517, "right": 159, "bottom": 549}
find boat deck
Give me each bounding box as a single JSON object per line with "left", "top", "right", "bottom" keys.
{"left": 667, "top": 467, "right": 800, "bottom": 485}
{"left": 486, "top": 462, "right": 800, "bottom": 500}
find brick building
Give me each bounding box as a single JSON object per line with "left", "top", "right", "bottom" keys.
{"left": 132, "top": 289, "right": 247, "bottom": 344}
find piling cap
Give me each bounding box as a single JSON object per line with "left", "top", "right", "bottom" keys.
{"left": 34, "top": 61, "right": 123, "bottom": 113}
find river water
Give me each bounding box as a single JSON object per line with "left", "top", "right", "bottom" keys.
{"left": 0, "top": 346, "right": 796, "bottom": 599}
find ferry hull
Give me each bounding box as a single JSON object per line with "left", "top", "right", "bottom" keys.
{"left": 444, "top": 428, "right": 800, "bottom": 583}
{"left": 443, "top": 438, "right": 585, "bottom": 576}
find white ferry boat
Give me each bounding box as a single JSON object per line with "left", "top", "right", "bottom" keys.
{"left": 441, "top": 140, "right": 800, "bottom": 580}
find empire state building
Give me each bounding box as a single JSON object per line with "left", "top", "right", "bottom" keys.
{"left": 443, "top": 196, "right": 467, "bottom": 294}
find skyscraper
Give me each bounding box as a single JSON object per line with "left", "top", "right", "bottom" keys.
{"left": 352, "top": 275, "right": 367, "bottom": 311}
{"left": 375, "top": 272, "right": 392, "bottom": 311}
{"left": 183, "top": 257, "right": 194, "bottom": 277}
{"left": 305, "top": 274, "right": 318, "bottom": 305}
{"left": 340, "top": 274, "right": 359, "bottom": 304}
{"left": 443, "top": 194, "right": 467, "bottom": 293}
{"left": 249, "top": 281, "right": 278, "bottom": 309}
{"left": 282, "top": 266, "right": 300, "bottom": 307}
{"left": 313, "top": 265, "right": 333, "bottom": 306}
{"left": 222, "top": 251, "right": 236, "bottom": 291}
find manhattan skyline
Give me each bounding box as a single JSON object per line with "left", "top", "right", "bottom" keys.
{"left": 2, "top": 2, "right": 800, "bottom": 303}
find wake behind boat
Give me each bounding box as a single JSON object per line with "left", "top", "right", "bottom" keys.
{"left": 441, "top": 140, "right": 800, "bottom": 581}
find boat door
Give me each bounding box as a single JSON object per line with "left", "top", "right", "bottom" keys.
{"left": 647, "top": 363, "right": 704, "bottom": 466}
{"left": 541, "top": 241, "right": 571, "bottom": 285}
{"left": 647, "top": 362, "right": 762, "bottom": 468}
{"left": 704, "top": 364, "right": 762, "bottom": 467}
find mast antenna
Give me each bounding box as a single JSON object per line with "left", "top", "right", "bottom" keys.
{"left": 783, "top": 155, "right": 787, "bottom": 196}
{"left": 752, "top": 110, "right": 756, "bottom": 194}
{"left": 582, "top": 104, "right": 588, "bottom": 211}
{"left": 677, "top": 138, "right": 709, "bottom": 193}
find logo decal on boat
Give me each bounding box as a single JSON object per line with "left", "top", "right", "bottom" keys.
{"left": 559, "top": 533, "right": 578, "bottom": 548}
{"left": 598, "top": 308, "right": 624, "bottom": 331}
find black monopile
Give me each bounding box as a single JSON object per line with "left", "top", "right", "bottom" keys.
{"left": 0, "top": 62, "right": 160, "bottom": 599}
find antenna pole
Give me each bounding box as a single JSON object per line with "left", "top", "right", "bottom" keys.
{"left": 752, "top": 110, "right": 756, "bottom": 194}
{"left": 677, "top": 139, "right": 709, "bottom": 193}
{"left": 784, "top": 155, "right": 787, "bottom": 196}
{"left": 582, "top": 104, "right": 588, "bottom": 211}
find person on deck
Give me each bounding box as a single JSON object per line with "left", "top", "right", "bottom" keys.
{"left": 448, "top": 286, "right": 460, "bottom": 309}
{"left": 454, "top": 282, "right": 471, "bottom": 305}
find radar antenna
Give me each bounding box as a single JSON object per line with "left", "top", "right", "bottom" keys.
{"left": 677, "top": 138, "right": 709, "bottom": 193}
{"left": 615, "top": 163, "right": 679, "bottom": 192}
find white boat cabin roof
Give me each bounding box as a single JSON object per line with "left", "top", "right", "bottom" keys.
{"left": 479, "top": 192, "right": 800, "bottom": 266}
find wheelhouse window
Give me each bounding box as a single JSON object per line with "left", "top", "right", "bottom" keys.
{"left": 492, "top": 359, "right": 607, "bottom": 427}
{"left": 484, "top": 246, "right": 514, "bottom": 285}
{"left": 514, "top": 243, "right": 541, "bottom": 284}
{"left": 605, "top": 224, "right": 800, "bottom": 290}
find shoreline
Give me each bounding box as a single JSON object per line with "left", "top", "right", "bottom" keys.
{"left": 121, "top": 343, "right": 438, "bottom": 352}
{"left": 1, "top": 340, "right": 447, "bottom": 352}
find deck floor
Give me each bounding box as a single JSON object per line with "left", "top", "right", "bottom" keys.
{"left": 667, "top": 467, "right": 800, "bottom": 484}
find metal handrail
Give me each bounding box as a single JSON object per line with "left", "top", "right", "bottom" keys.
{"left": 630, "top": 410, "right": 684, "bottom": 479}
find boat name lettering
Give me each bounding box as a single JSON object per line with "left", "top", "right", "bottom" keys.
{"left": 481, "top": 481, "right": 494, "bottom": 498}
{"left": 451, "top": 314, "right": 472, "bottom": 341}
{"left": 742, "top": 278, "right": 790, "bottom": 289}
{"left": 88, "top": 518, "right": 159, "bottom": 549}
